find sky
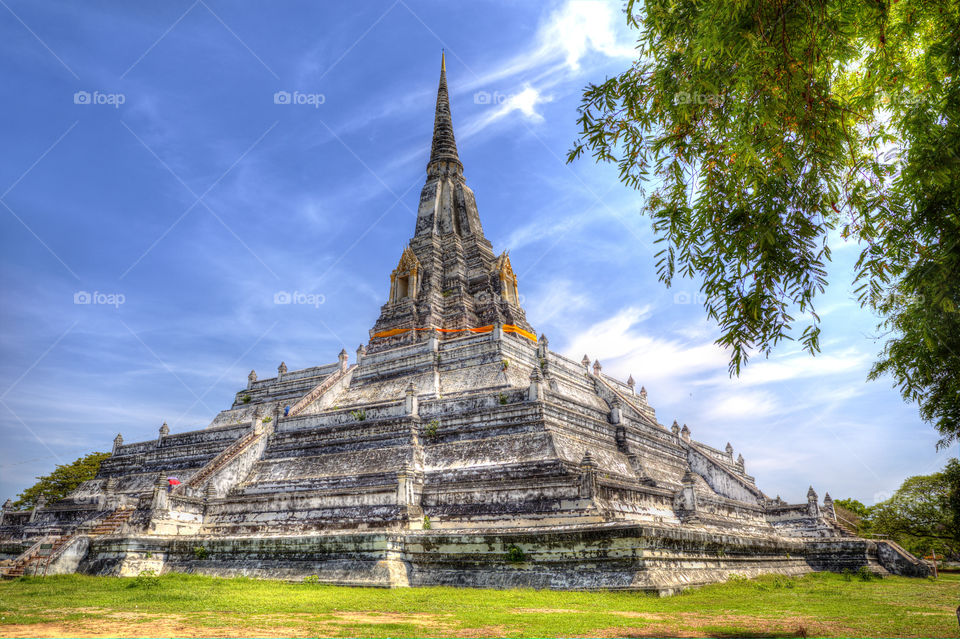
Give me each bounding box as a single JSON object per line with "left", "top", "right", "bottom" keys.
{"left": 0, "top": 0, "right": 952, "bottom": 506}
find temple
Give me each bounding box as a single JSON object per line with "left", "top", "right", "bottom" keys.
{"left": 0, "top": 56, "right": 929, "bottom": 591}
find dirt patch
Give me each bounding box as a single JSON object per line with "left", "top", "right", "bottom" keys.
{"left": 612, "top": 611, "right": 665, "bottom": 620}
{"left": 590, "top": 612, "right": 833, "bottom": 639}
{"left": 330, "top": 611, "right": 447, "bottom": 626}
{"left": 0, "top": 619, "right": 307, "bottom": 638}
{"left": 510, "top": 607, "right": 585, "bottom": 614}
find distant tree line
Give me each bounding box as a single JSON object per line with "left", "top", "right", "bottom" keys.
{"left": 9, "top": 452, "right": 110, "bottom": 510}
{"left": 835, "top": 459, "right": 960, "bottom": 559}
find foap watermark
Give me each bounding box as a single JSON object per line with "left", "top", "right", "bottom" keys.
{"left": 73, "top": 90, "right": 126, "bottom": 108}
{"left": 274, "top": 291, "right": 325, "bottom": 308}
{"left": 74, "top": 291, "right": 125, "bottom": 308}
{"left": 273, "top": 90, "right": 326, "bottom": 108}
{"left": 473, "top": 90, "right": 514, "bottom": 106}
{"left": 673, "top": 91, "right": 723, "bottom": 107}
{"left": 673, "top": 291, "right": 707, "bottom": 305}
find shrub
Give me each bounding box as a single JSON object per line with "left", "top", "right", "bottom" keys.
{"left": 262, "top": 416, "right": 272, "bottom": 424}
{"left": 506, "top": 545, "right": 525, "bottom": 563}
{"left": 501, "top": 359, "right": 510, "bottom": 370}
{"left": 856, "top": 566, "right": 879, "bottom": 581}
{"left": 424, "top": 420, "right": 439, "bottom": 438}
{"left": 302, "top": 574, "right": 320, "bottom": 584}
{"left": 498, "top": 392, "right": 508, "bottom": 405}
{"left": 193, "top": 546, "right": 208, "bottom": 560}
{"left": 130, "top": 569, "right": 159, "bottom": 588}
{"left": 241, "top": 395, "right": 252, "bottom": 404}
{"left": 423, "top": 515, "right": 431, "bottom": 530}
{"left": 350, "top": 409, "right": 367, "bottom": 421}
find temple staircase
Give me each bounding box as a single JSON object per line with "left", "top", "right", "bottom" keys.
{"left": 2, "top": 507, "right": 133, "bottom": 578}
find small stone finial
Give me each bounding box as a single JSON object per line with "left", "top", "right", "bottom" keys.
{"left": 278, "top": 361, "right": 288, "bottom": 375}
{"left": 671, "top": 420, "right": 680, "bottom": 434}
{"left": 338, "top": 348, "right": 349, "bottom": 371}
{"left": 3, "top": 498, "right": 13, "bottom": 510}
{"left": 736, "top": 453, "right": 744, "bottom": 465}
{"left": 581, "top": 354, "right": 590, "bottom": 369}
{"left": 592, "top": 359, "right": 602, "bottom": 375}
{"left": 807, "top": 486, "right": 818, "bottom": 501}
{"left": 356, "top": 344, "right": 367, "bottom": 362}
{"left": 406, "top": 382, "right": 416, "bottom": 396}
{"left": 580, "top": 451, "right": 596, "bottom": 468}
{"left": 538, "top": 334, "right": 548, "bottom": 346}
{"left": 626, "top": 374, "right": 635, "bottom": 389}
{"left": 681, "top": 469, "right": 696, "bottom": 485}
{"left": 725, "top": 442, "right": 734, "bottom": 456}
{"left": 159, "top": 422, "right": 169, "bottom": 435}
{"left": 248, "top": 369, "right": 257, "bottom": 387}
{"left": 822, "top": 492, "right": 836, "bottom": 520}
{"left": 680, "top": 423, "right": 691, "bottom": 442}
{"left": 114, "top": 433, "right": 123, "bottom": 447}
{"left": 530, "top": 366, "right": 543, "bottom": 381}
{"left": 639, "top": 386, "right": 647, "bottom": 401}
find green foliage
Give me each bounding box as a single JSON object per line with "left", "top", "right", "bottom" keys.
{"left": 856, "top": 567, "right": 880, "bottom": 582}
{"left": 570, "top": 0, "right": 960, "bottom": 447}
{"left": 192, "top": 546, "right": 208, "bottom": 560}
{"left": 835, "top": 498, "right": 869, "bottom": 519}
{"left": 130, "top": 570, "right": 159, "bottom": 588}
{"left": 501, "top": 359, "right": 510, "bottom": 371}
{"left": 241, "top": 395, "right": 252, "bottom": 404}
{"left": 350, "top": 409, "right": 367, "bottom": 421}
{"left": 261, "top": 416, "right": 272, "bottom": 424}
{"left": 498, "top": 392, "right": 508, "bottom": 405}
{"left": 424, "top": 420, "right": 439, "bottom": 439}
{"left": 868, "top": 459, "right": 960, "bottom": 558}
{"left": 302, "top": 575, "right": 320, "bottom": 585}
{"left": 505, "top": 545, "right": 526, "bottom": 563}
{"left": 12, "top": 452, "right": 110, "bottom": 510}
{"left": 422, "top": 515, "right": 431, "bottom": 530}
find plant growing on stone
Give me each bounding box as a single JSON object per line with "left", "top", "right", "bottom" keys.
{"left": 350, "top": 409, "right": 367, "bottom": 421}
{"left": 241, "top": 395, "right": 252, "bottom": 404}
{"left": 501, "top": 359, "right": 509, "bottom": 371}
{"left": 261, "top": 416, "right": 272, "bottom": 424}
{"left": 302, "top": 574, "right": 320, "bottom": 584}
{"left": 423, "top": 515, "right": 431, "bottom": 530}
{"left": 505, "top": 545, "right": 525, "bottom": 563}
{"left": 192, "top": 546, "right": 208, "bottom": 560}
{"left": 498, "top": 392, "right": 507, "bottom": 405}
{"left": 424, "top": 420, "right": 439, "bottom": 439}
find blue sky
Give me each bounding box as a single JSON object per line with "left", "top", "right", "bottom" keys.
{"left": 0, "top": 0, "right": 951, "bottom": 506}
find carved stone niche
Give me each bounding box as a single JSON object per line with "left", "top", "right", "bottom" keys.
{"left": 390, "top": 247, "right": 421, "bottom": 303}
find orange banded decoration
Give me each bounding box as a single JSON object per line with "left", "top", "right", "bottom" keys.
{"left": 372, "top": 324, "right": 536, "bottom": 343}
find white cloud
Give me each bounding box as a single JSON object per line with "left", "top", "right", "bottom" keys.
{"left": 712, "top": 348, "right": 871, "bottom": 388}
{"left": 537, "top": 0, "right": 636, "bottom": 71}
{"left": 704, "top": 390, "right": 780, "bottom": 421}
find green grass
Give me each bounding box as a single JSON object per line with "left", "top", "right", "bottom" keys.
{"left": 0, "top": 572, "right": 956, "bottom": 637}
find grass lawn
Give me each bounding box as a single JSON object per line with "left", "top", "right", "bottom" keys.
{"left": 0, "top": 571, "right": 956, "bottom": 638}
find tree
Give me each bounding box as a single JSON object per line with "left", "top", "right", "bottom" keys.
{"left": 569, "top": 0, "right": 960, "bottom": 447}
{"left": 834, "top": 498, "right": 869, "bottom": 519}
{"left": 868, "top": 459, "right": 960, "bottom": 558}
{"left": 12, "top": 452, "right": 110, "bottom": 510}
